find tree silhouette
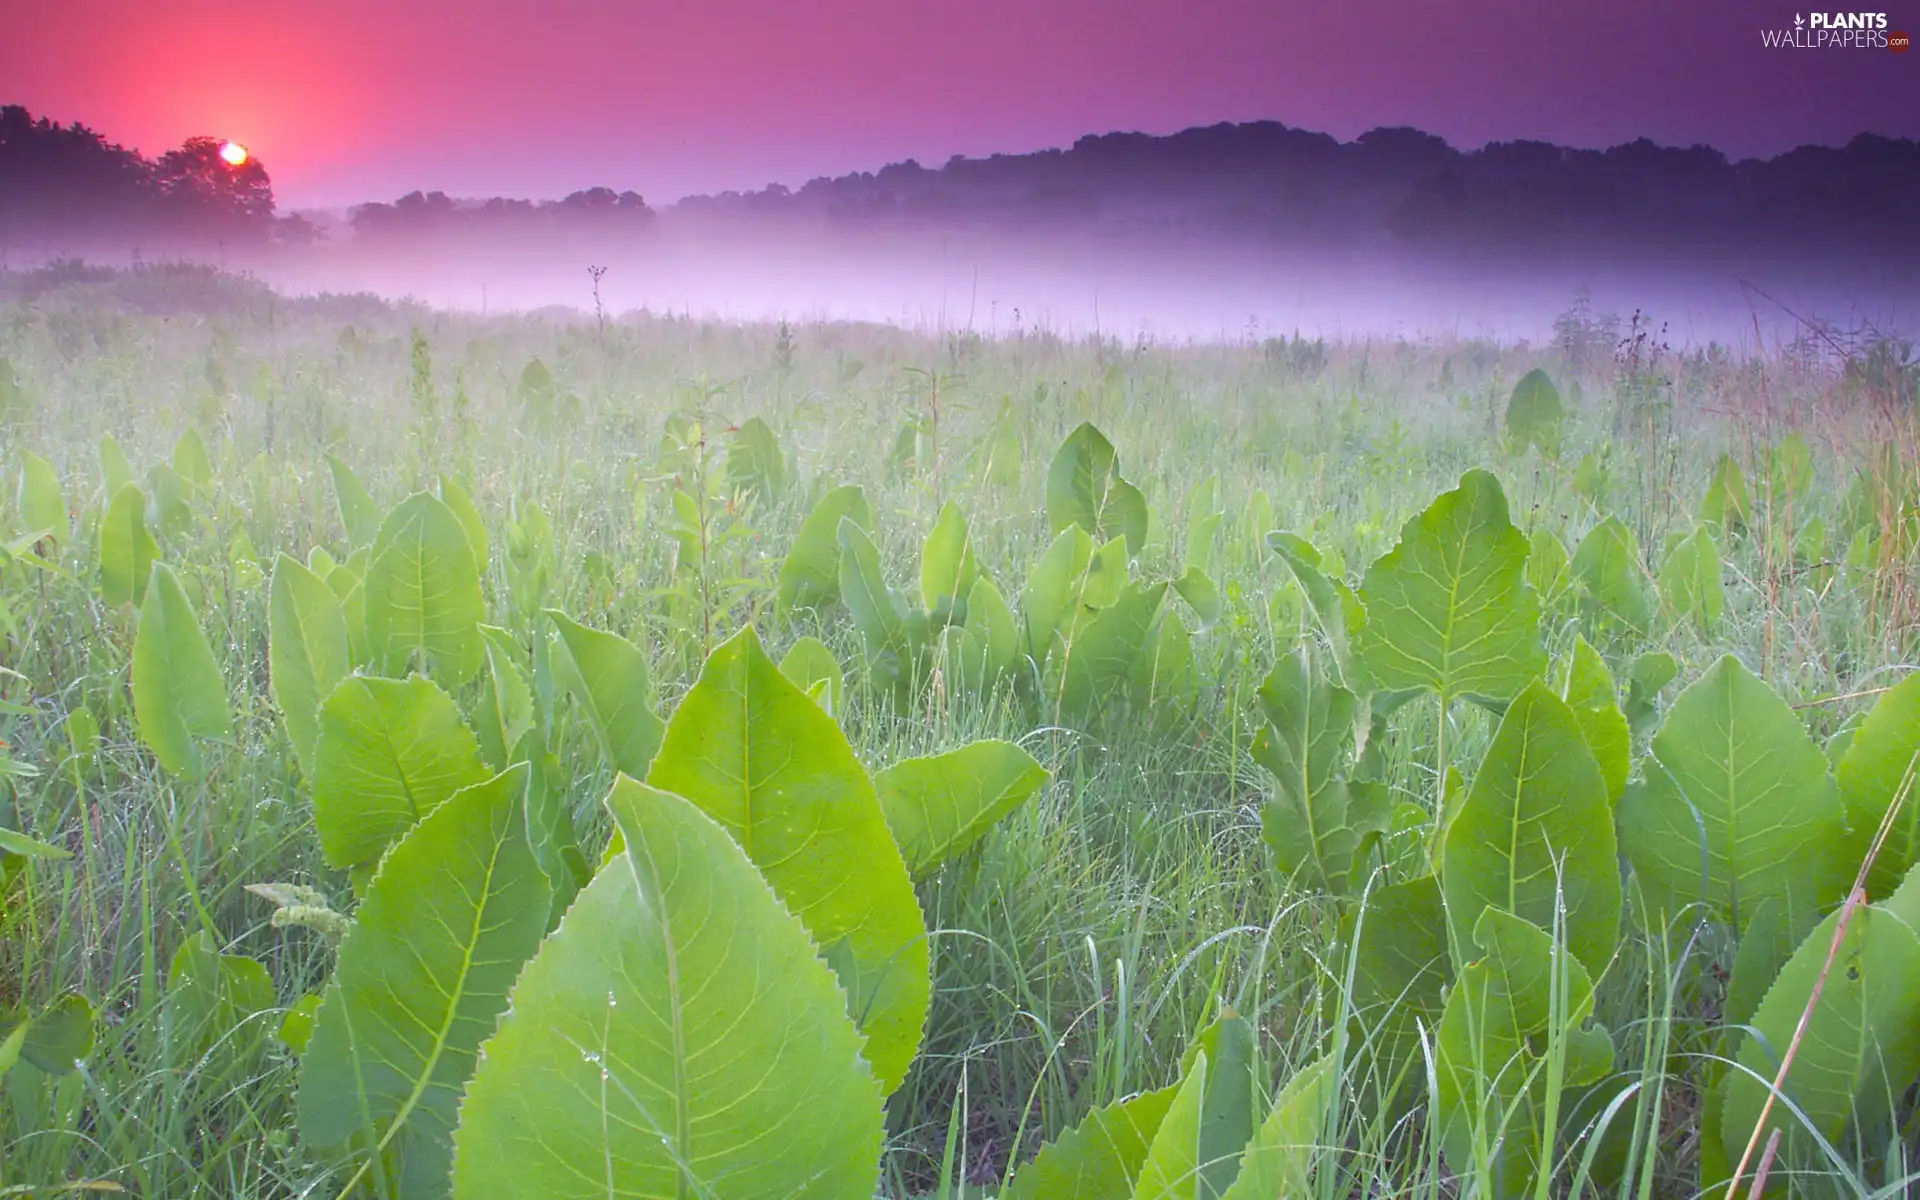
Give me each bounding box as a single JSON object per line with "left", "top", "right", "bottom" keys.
{"left": 155, "top": 136, "right": 274, "bottom": 224}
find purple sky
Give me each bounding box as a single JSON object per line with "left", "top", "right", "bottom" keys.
{"left": 6, "top": 0, "right": 1914, "bottom": 207}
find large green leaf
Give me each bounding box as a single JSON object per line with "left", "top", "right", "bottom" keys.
{"left": 1557, "top": 636, "right": 1630, "bottom": 801}
{"left": 1003, "top": 1085, "right": 1179, "bottom": 1200}
{"left": 15, "top": 993, "right": 95, "bottom": 1075}
{"left": 776, "top": 483, "right": 871, "bottom": 611}
{"left": 780, "top": 635, "right": 844, "bottom": 715}
{"left": 97, "top": 433, "right": 132, "bottom": 497}
{"left": 1440, "top": 681, "right": 1621, "bottom": 977}
{"left": 1504, "top": 368, "right": 1565, "bottom": 458}
{"left": 133, "top": 563, "right": 232, "bottom": 779}
{"left": 1570, "top": 517, "right": 1652, "bottom": 637}
{"left": 1435, "top": 908, "right": 1613, "bottom": 1199}
{"left": 875, "top": 740, "right": 1048, "bottom": 877}
{"left": 1617, "top": 655, "right": 1850, "bottom": 932}
{"left": 1021, "top": 524, "right": 1095, "bottom": 669}
{"left": 1657, "top": 526, "right": 1723, "bottom": 634}
{"left": 99, "top": 482, "right": 159, "bottom": 607}
{"left": 546, "top": 609, "right": 664, "bottom": 779}
{"left": 364, "top": 493, "right": 487, "bottom": 685}
{"left": 1058, "top": 583, "right": 1167, "bottom": 726}
{"left": 1132, "top": 1052, "right": 1211, "bottom": 1200}
{"left": 172, "top": 429, "right": 212, "bottom": 491}
{"left": 269, "top": 554, "right": 352, "bottom": 780}
{"left": 15, "top": 451, "right": 65, "bottom": 543}
{"left": 1834, "top": 672, "right": 1920, "bottom": 898}
{"left": 1176, "top": 1013, "right": 1259, "bottom": 1200}
{"left": 328, "top": 452, "right": 384, "bottom": 550}
{"left": 1718, "top": 900, "right": 1920, "bottom": 1182}
{"left": 167, "top": 932, "right": 277, "bottom": 1073}
{"left": 472, "top": 625, "right": 534, "bottom": 772}
{"left": 958, "top": 574, "right": 1019, "bottom": 690}
{"left": 298, "top": 767, "right": 551, "bottom": 1200}
{"left": 1254, "top": 645, "right": 1389, "bottom": 896}
{"left": 646, "top": 626, "right": 930, "bottom": 1094}
{"left": 838, "top": 516, "right": 916, "bottom": 665}
{"left": 1700, "top": 453, "right": 1751, "bottom": 534}
{"left": 1356, "top": 469, "right": 1544, "bottom": 703}
{"left": 450, "top": 779, "right": 885, "bottom": 1200}
{"left": 1340, "top": 875, "right": 1451, "bottom": 1090}
{"left": 437, "top": 475, "right": 489, "bottom": 565}
{"left": 921, "top": 500, "right": 982, "bottom": 627}
{"left": 1047, "top": 422, "right": 1149, "bottom": 556}
{"left": 1267, "top": 532, "right": 1362, "bottom": 679}
{"left": 1219, "top": 1054, "right": 1334, "bottom": 1200}
{"left": 311, "top": 675, "right": 489, "bottom": 872}
{"left": 724, "top": 415, "right": 787, "bottom": 506}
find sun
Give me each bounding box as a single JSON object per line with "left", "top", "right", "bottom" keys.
{"left": 219, "top": 141, "right": 249, "bottom": 167}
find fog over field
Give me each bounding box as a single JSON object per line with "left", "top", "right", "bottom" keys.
{"left": 242, "top": 220, "right": 1917, "bottom": 346}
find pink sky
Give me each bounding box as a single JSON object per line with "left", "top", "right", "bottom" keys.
{"left": 7, "top": 0, "right": 1914, "bottom": 207}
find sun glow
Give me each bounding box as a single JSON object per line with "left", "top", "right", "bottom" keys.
{"left": 219, "top": 141, "right": 249, "bottom": 167}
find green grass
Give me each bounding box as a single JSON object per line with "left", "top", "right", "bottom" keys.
{"left": 1, "top": 262, "right": 1917, "bottom": 1196}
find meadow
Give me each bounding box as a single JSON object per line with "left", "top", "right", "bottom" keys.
{"left": 1, "top": 262, "right": 1917, "bottom": 1199}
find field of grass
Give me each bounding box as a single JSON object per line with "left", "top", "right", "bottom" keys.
{"left": 2, "top": 262, "right": 1918, "bottom": 1198}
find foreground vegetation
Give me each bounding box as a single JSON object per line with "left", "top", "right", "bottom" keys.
{"left": 2, "top": 264, "right": 1918, "bottom": 1197}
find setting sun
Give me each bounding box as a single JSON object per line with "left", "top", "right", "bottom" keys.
{"left": 219, "top": 141, "right": 249, "bottom": 166}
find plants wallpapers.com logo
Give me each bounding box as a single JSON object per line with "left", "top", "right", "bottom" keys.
{"left": 1762, "top": 11, "right": 1909, "bottom": 47}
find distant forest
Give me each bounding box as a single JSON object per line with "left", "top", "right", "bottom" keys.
{"left": 4, "top": 101, "right": 1918, "bottom": 261}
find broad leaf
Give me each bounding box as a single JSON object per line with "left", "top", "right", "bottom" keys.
{"left": 1435, "top": 909, "right": 1612, "bottom": 1199}
{"left": 1357, "top": 469, "right": 1544, "bottom": 703}
{"left": 776, "top": 484, "right": 871, "bottom": 610}
{"left": 1254, "top": 645, "right": 1388, "bottom": 896}
{"left": 1057, "top": 583, "right": 1167, "bottom": 726}
{"left": 1002, "top": 1085, "right": 1179, "bottom": 1200}
{"left": 1341, "top": 875, "right": 1451, "bottom": 1085}
{"left": 1570, "top": 518, "right": 1652, "bottom": 637}
{"left": 725, "top": 416, "right": 787, "bottom": 505}
{"left": 328, "top": 453, "right": 383, "bottom": 550}
{"left": 1834, "top": 672, "right": 1920, "bottom": 898}
{"left": 437, "top": 475, "right": 489, "bottom": 564}
{"left": 269, "top": 554, "right": 352, "bottom": 779}
{"left": 133, "top": 563, "right": 232, "bottom": 778}
{"left": 875, "top": 740, "right": 1048, "bottom": 877}
{"left": 1718, "top": 900, "right": 1920, "bottom": 1181}
{"left": 1440, "top": 681, "right": 1621, "bottom": 977}
{"left": 1176, "top": 1013, "right": 1259, "bottom": 1200}
{"left": 547, "top": 609, "right": 664, "bottom": 779}
{"left": 920, "top": 500, "right": 982, "bottom": 627}
{"left": 1022, "top": 524, "right": 1095, "bottom": 669}
{"left": 838, "top": 516, "right": 916, "bottom": 664}
{"left": 1132, "top": 1052, "right": 1211, "bottom": 1200}
{"left": 1504, "top": 368, "right": 1565, "bottom": 458}
{"left": 472, "top": 625, "right": 534, "bottom": 771}
{"left": 1219, "top": 1054, "right": 1335, "bottom": 1200}
{"left": 99, "top": 482, "right": 158, "bottom": 607}
{"left": 1557, "top": 636, "right": 1630, "bottom": 800}
{"left": 1657, "top": 527, "right": 1723, "bottom": 633}
{"left": 364, "top": 493, "right": 486, "bottom": 685}
{"left": 311, "top": 675, "right": 489, "bottom": 872}
{"left": 17, "top": 993, "right": 95, "bottom": 1075}
{"left": 646, "top": 626, "right": 930, "bottom": 1094}
{"left": 15, "top": 452, "right": 65, "bottom": 543}
{"left": 299, "top": 767, "right": 550, "bottom": 1200}
{"left": 450, "top": 779, "right": 885, "bottom": 1200}
{"left": 780, "top": 635, "right": 845, "bottom": 715}
{"left": 1267, "top": 532, "right": 1357, "bottom": 676}
{"left": 1700, "top": 453, "right": 1750, "bottom": 533}
{"left": 1047, "top": 422, "right": 1149, "bottom": 556}
{"left": 959, "top": 575, "right": 1019, "bottom": 689}
{"left": 1617, "top": 655, "right": 1850, "bottom": 932}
